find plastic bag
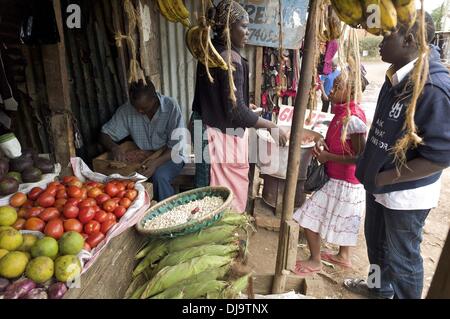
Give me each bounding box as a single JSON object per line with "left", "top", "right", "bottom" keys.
{"left": 304, "top": 158, "right": 329, "bottom": 193}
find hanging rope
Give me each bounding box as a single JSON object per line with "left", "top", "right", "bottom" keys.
{"left": 225, "top": 1, "right": 237, "bottom": 106}
{"left": 392, "top": 0, "right": 430, "bottom": 173}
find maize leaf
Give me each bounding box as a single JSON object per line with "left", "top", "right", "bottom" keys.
{"left": 167, "top": 225, "right": 238, "bottom": 253}
{"left": 135, "top": 239, "right": 162, "bottom": 260}
{"left": 220, "top": 274, "right": 250, "bottom": 299}
{"left": 128, "top": 281, "right": 148, "bottom": 299}
{"left": 133, "top": 241, "right": 168, "bottom": 277}
{"left": 141, "top": 255, "right": 233, "bottom": 299}
{"left": 151, "top": 280, "right": 227, "bottom": 299}
{"left": 151, "top": 243, "right": 239, "bottom": 277}
{"left": 124, "top": 273, "right": 147, "bottom": 298}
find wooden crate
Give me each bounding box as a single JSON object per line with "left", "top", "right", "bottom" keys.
{"left": 92, "top": 141, "right": 162, "bottom": 176}
{"left": 252, "top": 274, "right": 306, "bottom": 295}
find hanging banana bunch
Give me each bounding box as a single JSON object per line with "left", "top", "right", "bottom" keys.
{"left": 330, "top": 0, "right": 417, "bottom": 36}
{"left": 157, "top": 0, "right": 191, "bottom": 28}
{"left": 318, "top": 1, "right": 342, "bottom": 42}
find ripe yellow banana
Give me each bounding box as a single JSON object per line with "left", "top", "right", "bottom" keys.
{"left": 395, "top": 0, "right": 417, "bottom": 29}
{"left": 330, "top": 0, "right": 364, "bottom": 27}
{"left": 157, "top": 0, "right": 177, "bottom": 22}
{"left": 362, "top": 0, "right": 398, "bottom": 35}
{"left": 172, "top": 0, "right": 190, "bottom": 20}
{"left": 393, "top": 0, "right": 414, "bottom": 6}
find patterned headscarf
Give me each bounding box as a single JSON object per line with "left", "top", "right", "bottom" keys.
{"left": 214, "top": 0, "right": 249, "bottom": 27}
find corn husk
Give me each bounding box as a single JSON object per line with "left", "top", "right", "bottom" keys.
{"left": 151, "top": 243, "right": 239, "bottom": 277}
{"left": 140, "top": 255, "right": 233, "bottom": 299}
{"left": 151, "top": 280, "right": 227, "bottom": 299}
{"left": 135, "top": 239, "right": 161, "bottom": 260}
{"left": 132, "top": 241, "right": 168, "bottom": 277}
{"left": 167, "top": 225, "right": 238, "bottom": 253}
{"left": 220, "top": 274, "right": 250, "bottom": 299}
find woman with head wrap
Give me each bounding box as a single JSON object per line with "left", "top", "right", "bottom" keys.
{"left": 191, "top": 0, "right": 289, "bottom": 212}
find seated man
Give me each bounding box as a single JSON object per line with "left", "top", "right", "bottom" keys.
{"left": 100, "top": 78, "right": 186, "bottom": 201}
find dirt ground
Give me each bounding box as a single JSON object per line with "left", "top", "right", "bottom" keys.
{"left": 246, "top": 60, "right": 450, "bottom": 299}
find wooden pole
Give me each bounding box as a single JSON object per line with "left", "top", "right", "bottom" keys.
{"left": 427, "top": 230, "right": 450, "bottom": 299}
{"left": 272, "top": 0, "right": 319, "bottom": 294}
{"left": 41, "top": 0, "right": 76, "bottom": 173}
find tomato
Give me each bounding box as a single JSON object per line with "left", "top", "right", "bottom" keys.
{"left": 22, "top": 200, "right": 34, "bottom": 209}
{"left": 66, "top": 198, "right": 82, "bottom": 206}
{"left": 92, "top": 205, "right": 100, "bottom": 213}
{"left": 17, "top": 208, "right": 28, "bottom": 218}
{"left": 83, "top": 242, "right": 91, "bottom": 252}
{"left": 54, "top": 198, "right": 67, "bottom": 213}
{"left": 37, "top": 193, "right": 55, "bottom": 208}
{"left": 56, "top": 189, "right": 67, "bottom": 199}
{"left": 67, "top": 180, "right": 83, "bottom": 188}
{"left": 125, "top": 190, "right": 138, "bottom": 201}
{"left": 86, "top": 232, "right": 105, "bottom": 249}
{"left": 84, "top": 220, "right": 101, "bottom": 235}
{"left": 25, "top": 217, "right": 45, "bottom": 231}
{"left": 112, "top": 197, "right": 121, "bottom": 205}
{"left": 102, "top": 199, "right": 117, "bottom": 213}
{"left": 87, "top": 187, "right": 103, "bottom": 199}
{"left": 48, "top": 181, "right": 61, "bottom": 188}
{"left": 101, "top": 220, "right": 117, "bottom": 235}
{"left": 10, "top": 192, "right": 27, "bottom": 208}
{"left": 63, "top": 218, "right": 83, "bottom": 233}
{"left": 96, "top": 194, "right": 110, "bottom": 206}
{"left": 80, "top": 188, "right": 88, "bottom": 200}
{"left": 39, "top": 207, "right": 60, "bottom": 222}
{"left": 119, "top": 198, "right": 132, "bottom": 209}
{"left": 63, "top": 204, "right": 79, "bottom": 219}
{"left": 44, "top": 219, "right": 64, "bottom": 239}
{"left": 80, "top": 233, "right": 89, "bottom": 240}
{"left": 67, "top": 186, "right": 82, "bottom": 198}
{"left": 57, "top": 184, "right": 66, "bottom": 192}
{"left": 26, "top": 207, "right": 45, "bottom": 219}
{"left": 105, "top": 213, "right": 116, "bottom": 223}
{"left": 28, "top": 187, "right": 44, "bottom": 201}
{"left": 94, "top": 210, "right": 108, "bottom": 223}
{"left": 79, "top": 198, "right": 96, "bottom": 208}
{"left": 12, "top": 218, "right": 26, "bottom": 230}
{"left": 126, "top": 181, "right": 135, "bottom": 190}
{"left": 45, "top": 185, "right": 58, "bottom": 197}
{"left": 113, "top": 206, "right": 127, "bottom": 219}
{"left": 62, "top": 176, "right": 77, "bottom": 184}
{"left": 115, "top": 182, "right": 126, "bottom": 192}
{"left": 105, "top": 182, "right": 119, "bottom": 198}
{"left": 116, "top": 190, "right": 126, "bottom": 198}
{"left": 78, "top": 206, "right": 96, "bottom": 224}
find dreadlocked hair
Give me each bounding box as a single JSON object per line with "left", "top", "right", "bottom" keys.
{"left": 392, "top": 6, "right": 434, "bottom": 174}
{"left": 129, "top": 77, "right": 156, "bottom": 103}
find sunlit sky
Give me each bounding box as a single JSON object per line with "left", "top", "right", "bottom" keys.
{"left": 419, "top": 0, "right": 447, "bottom": 13}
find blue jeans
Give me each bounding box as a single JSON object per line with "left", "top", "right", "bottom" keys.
{"left": 365, "top": 193, "right": 429, "bottom": 299}
{"left": 151, "top": 160, "right": 184, "bottom": 201}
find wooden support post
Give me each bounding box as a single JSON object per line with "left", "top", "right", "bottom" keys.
{"left": 41, "top": 0, "right": 76, "bottom": 173}
{"left": 272, "top": 0, "right": 319, "bottom": 294}
{"left": 427, "top": 230, "right": 450, "bottom": 298}
{"left": 254, "top": 47, "right": 263, "bottom": 107}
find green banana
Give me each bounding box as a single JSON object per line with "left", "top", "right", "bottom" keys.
{"left": 331, "top": 0, "right": 364, "bottom": 27}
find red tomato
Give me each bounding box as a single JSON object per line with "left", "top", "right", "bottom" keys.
{"left": 126, "top": 181, "right": 135, "bottom": 190}
{"left": 56, "top": 189, "right": 67, "bottom": 199}
{"left": 105, "top": 182, "right": 119, "bottom": 198}
{"left": 113, "top": 206, "right": 127, "bottom": 219}
{"left": 63, "top": 218, "right": 83, "bottom": 233}
{"left": 78, "top": 206, "right": 96, "bottom": 224}
{"left": 119, "top": 198, "right": 132, "bottom": 209}
{"left": 62, "top": 176, "right": 78, "bottom": 184}
{"left": 115, "top": 182, "right": 126, "bottom": 192}
{"left": 105, "top": 213, "right": 116, "bottom": 223}
{"left": 79, "top": 198, "right": 96, "bottom": 208}
{"left": 100, "top": 220, "right": 116, "bottom": 235}
{"left": 45, "top": 185, "right": 58, "bottom": 197}
{"left": 67, "top": 180, "right": 83, "bottom": 188}
{"left": 26, "top": 207, "right": 45, "bottom": 219}
{"left": 39, "top": 207, "right": 60, "bottom": 222}
{"left": 86, "top": 232, "right": 105, "bottom": 248}
{"left": 28, "top": 187, "right": 44, "bottom": 201}
{"left": 48, "top": 181, "right": 61, "bottom": 188}
{"left": 115, "top": 190, "right": 126, "bottom": 199}
{"left": 37, "top": 193, "right": 55, "bottom": 208}
{"left": 12, "top": 218, "right": 26, "bottom": 230}
{"left": 96, "top": 194, "right": 111, "bottom": 206}
{"left": 67, "top": 186, "right": 82, "bottom": 198}
{"left": 44, "top": 219, "right": 64, "bottom": 239}
{"left": 94, "top": 210, "right": 108, "bottom": 223}
{"left": 25, "top": 217, "right": 45, "bottom": 231}
{"left": 54, "top": 198, "right": 67, "bottom": 213}
{"left": 92, "top": 205, "right": 100, "bottom": 213}
{"left": 83, "top": 242, "right": 91, "bottom": 252}
{"left": 57, "top": 184, "right": 66, "bottom": 192}
{"left": 80, "top": 188, "right": 88, "bottom": 200}
{"left": 103, "top": 199, "right": 117, "bottom": 213}
{"left": 87, "top": 187, "right": 103, "bottom": 199}
{"left": 17, "top": 208, "right": 28, "bottom": 219}
{"left": 112, "top": 197, "right": 121, "bottom": 205}
{"left": 84, "top": 220, "right": 101, "bottom": 235}
{"left": 125, "top": 190, "right": 138, "bottom": 201}
{"left": 22, "top": 199, "right": 34, "bottom": 209}
{"left": 63, "top": 204, "right": 79, "bottom": 219}
{"left": 66, "top": 198, "right": 82, "bottom": 207}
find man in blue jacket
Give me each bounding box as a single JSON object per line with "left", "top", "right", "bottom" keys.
{"left": 345, "top": 12, "right": 450, "bottom": 299}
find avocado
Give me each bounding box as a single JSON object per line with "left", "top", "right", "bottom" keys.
{"left": 6, "top": 172, "right": 21, "bottom": 183}
{"left": 0, "top": 178, "right": 20, "bottom": 196}
{"left": 21, "top": 167, "right": 42, "bottom": 183}
{"left": 10, "top": 155, "right": 33, "bottom": 173}
{"left": 34, "top": 158, "right": 54, "bottom": 174}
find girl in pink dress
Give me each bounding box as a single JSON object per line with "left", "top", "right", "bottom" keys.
{"left": 293, "top": 72, "right": 368, "bottom": 275}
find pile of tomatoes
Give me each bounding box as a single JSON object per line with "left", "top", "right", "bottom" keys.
{"left": 9, "top": 176, "right": 138, "bottom": 251}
